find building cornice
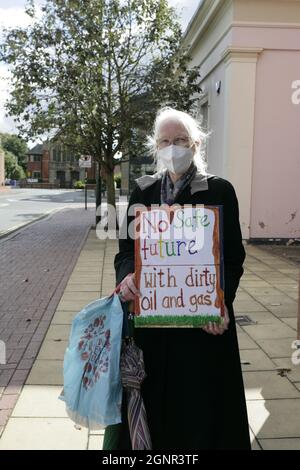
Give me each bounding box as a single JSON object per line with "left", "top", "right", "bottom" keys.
{"left": 221, "top": 46, "right": 264, "bottom": 65}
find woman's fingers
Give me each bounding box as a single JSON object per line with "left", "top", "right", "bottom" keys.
{"left": 211, "top": 322, "right": 220, "bottom": 335}
{"left": 206, "top": 322, "right": 217, "bottom": 335}
{"left": 121, "top": 284, "right": 135, "bottom": 301}
{"left": 212, "top": 322, "right": 220, "bottom": 335}
{"left": 119, "top": 272, "right": 141, "bottom": 301}
{"left": 202, "top": 321, "right": 227, "bottom": 335}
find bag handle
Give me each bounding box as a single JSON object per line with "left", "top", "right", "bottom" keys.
{"left": 109, "top": 283, "right": 134, "bottom": 339}
{"left": 109, "top": 283, "right": 121, "bottom": 298}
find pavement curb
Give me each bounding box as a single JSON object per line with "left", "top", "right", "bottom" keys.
{"left": 0, "top": 206, "right": 68, "bottom": 240}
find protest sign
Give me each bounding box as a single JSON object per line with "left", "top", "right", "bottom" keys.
{"left": 134, "top": 205, "right": 225, "bottom": 327}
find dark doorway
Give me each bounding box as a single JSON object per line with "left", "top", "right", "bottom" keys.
{"left": 56, "top": 171, "right": 66, "bottom": 188}
{"left": 71, "top": 171, "right": 80, "bottom": 181}
{"left": 70, "top": 171, "right": 80, "bottom": 188}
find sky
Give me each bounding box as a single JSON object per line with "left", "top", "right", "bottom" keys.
{"left": 0, "top": 0, "right": 201, "bottom": 138}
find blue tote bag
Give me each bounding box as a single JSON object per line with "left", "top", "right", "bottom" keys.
{"left": 59, "top": 291, "right": 124, "bottom": 430}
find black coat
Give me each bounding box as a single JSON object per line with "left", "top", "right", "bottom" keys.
{"left": 104, "top": 174, "right": 251, "bottom": 450}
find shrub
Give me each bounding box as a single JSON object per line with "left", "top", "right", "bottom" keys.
{"left": 74, "top": 180, "right": 85, "bottom": 189}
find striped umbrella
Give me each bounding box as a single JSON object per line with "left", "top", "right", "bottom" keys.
{"left": 120, "top": 337, "right": 152, "bottom": 450}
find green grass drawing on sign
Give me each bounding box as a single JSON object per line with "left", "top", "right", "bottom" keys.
{"left": 134, "top": 315, "right": 223, "bottom": 328}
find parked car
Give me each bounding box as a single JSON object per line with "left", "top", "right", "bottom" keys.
{"left": 5, "top": 178, "right": 11, "bottom": 185}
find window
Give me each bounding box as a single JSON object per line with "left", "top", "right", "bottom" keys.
{"left": 57, "top": 146, "right": 61, "bottom": 162}
{"left": 199, "top": 101, "right": 208, "bottom": 132}
{"left": 52, "top": 145, "right": 62, "bottom": 162}
{"left": 65, "top": 149, "right": 73, "bottom": 162}
{"left": 33, "top": 155, "right": 41, "bottom": 162}
{"left": 32, "top": 171, "right": 41, "bottom": 178}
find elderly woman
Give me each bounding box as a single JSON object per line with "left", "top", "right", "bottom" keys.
{"left": 103, "top": 107, "right": 251, "bottom": 450}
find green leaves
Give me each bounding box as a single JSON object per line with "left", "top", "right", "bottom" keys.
{"left": 2, "top": 144, "right": 26, "bottom": 179}
{"left": 1, "top": 133, "right": 28, "bottom": 170}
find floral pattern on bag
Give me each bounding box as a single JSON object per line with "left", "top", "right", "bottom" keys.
{"left": 78, "top": 314, "right": 111, "bottom": 390}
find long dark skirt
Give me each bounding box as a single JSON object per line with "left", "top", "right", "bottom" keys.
{"left": 103, "top": 304, "right": 251, "bottom": 450}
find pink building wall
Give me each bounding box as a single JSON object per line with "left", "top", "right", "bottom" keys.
{"left": 232, "top": 25, "right": 300, "bottom": 239}
{"left": 250, "top": 50, "right": 300, "bottom": 238}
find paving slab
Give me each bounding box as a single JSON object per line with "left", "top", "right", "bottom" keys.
{"left": 240, "top": 280, "right": 273, "bottom": 288}
{"left": 234, "top": 301, "right": 268, "bottom": 313}
{"left": 247, "top": 399, "right": 300, "bottom": 439}
{"left": 243, "top": 371, "right": 300, "bottom": 400}
{"left": 0, "top": 417, "right": 88, "bottom": 450}
{"left": 59, "top": 292, "right": 100, "bottom": 302}
{"left": 240, "top": 349, "right": 276, "bottom": 371}
{"left": 266, "top": 302, "right": 298, "bottom": 318}
{"left": 272, "top": 358, "right": 300, "bottom": 382}
{"left": 258, "top": 438, "right": 300, "bottom": 450}
{"left": 51, "top": 310, "right": 77, "bottom": 325}
{"left": 56, "top": 300, "right": 96, "bottom": 311}
{"left": 88, "top": 435, "right": 104, "bottom": 450}
{"left": 236, "top": 330, "right": 259, "bottom": 350}
{"left": 26, "top": 360, "right": 63, "bottom": 386}
{"left": 36, "top": 340, "right": 68, "bottom": 361}
{"left": 235, "top": 311, "right": 283, "bottom": 325}
{"left": 249, "top": 428, "right": 261, "bottom": 450}
{"left": 44, "top": 325, "right": 71, "bottom": 341}
{"left": 280, "top": 317, "right": 297, "bottom": 331}
{"left": 63, "top": 284, "right": 101, "bottom": 292}
{"left": 12, "top": 385, "right": 67, "bottom": 417}
{"left": 242, "top": 323, "right": 296, "bottom": 340}
{"left": 256, "top": 338, "right": 296, "bottom": 358}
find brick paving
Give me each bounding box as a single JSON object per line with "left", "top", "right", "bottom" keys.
{"left": 0, "top": 207, "right": 94, "bottom": 433}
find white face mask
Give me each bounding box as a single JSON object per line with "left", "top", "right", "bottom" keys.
{"left": 157, "top": 144, "right": 194, "bottom": 175}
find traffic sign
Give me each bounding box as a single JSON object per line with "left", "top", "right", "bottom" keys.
{"left": 79, "top": 155, "right": 92, "bottom": 168}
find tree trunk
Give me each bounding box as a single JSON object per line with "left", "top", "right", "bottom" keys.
{"left": 106, "top": 167, "right": 119, "bottom": 231}
{"left": 95, "top": 160, "right": 102, "bottom": 225}
{"left": 106, "top": 167, "right": 115, "bottom": 208}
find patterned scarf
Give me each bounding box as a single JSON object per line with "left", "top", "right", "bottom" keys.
{"left": 160, "top": 160, "right": 197, "bottom": 205}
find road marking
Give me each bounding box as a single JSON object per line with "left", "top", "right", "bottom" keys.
{"left": 0, "top": 203, "right": 9, "bottom": 207}
{"left": 7, "top": 198, "right": 19, "bottom": 202}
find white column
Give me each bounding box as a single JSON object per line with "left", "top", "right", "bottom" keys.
{"left": 221, "top": 46, "right": 263, "bottom": 240}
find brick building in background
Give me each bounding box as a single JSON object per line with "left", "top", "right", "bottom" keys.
{"left": 27, "top": 142, "right": 96, "bottom": 188}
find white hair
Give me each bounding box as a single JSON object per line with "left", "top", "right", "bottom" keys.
{"left": 146, "top": 106, "right": 211, "bottom": 174}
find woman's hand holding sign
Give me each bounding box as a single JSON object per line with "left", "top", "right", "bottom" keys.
{"left": 118, "top": 272, "right": 141, "bottom": 302}
{"left": 202, "top": 304, "right": 230, "bottom": 335}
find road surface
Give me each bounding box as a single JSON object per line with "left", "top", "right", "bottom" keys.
{"left": 0, "top": 188, "right": 96, "bottom": 236}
